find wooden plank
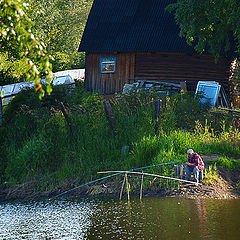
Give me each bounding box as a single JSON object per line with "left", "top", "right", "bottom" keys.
{"left": 135, "top": 63, "right": 230, "bottom": 73}
{"left": 180, "top": 81, "right": 187, "bottom": 91}
{"left": 130, "top": 53, "right": 135, "bottom": 80}
{"left": 133, "top": 75, "right": 230, "bottom": 83}
{"left": 135, "top": 71, "right": 229, "bottom": 80}
{"left": 85, "top": 53, "right": 132, "bottom": 94}
{"left": 135, "top": 54, "right": 231, "bottom": 72}
{"left": 217, "top": 107, "right": 240, "bottom": 114}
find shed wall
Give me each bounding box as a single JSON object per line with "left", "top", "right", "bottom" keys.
{"left": 85, "top": 53, "right": 135, "bottom": 94}
{"left": 85, "top": 52, "right": 233, "bottom": 95}
{"left": 135, "top": 53, "right": 233, "bottom": 93}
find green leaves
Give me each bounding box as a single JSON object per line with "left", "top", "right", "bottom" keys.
{"left": 166, "top": 0, "right": 240, "bottom": 57}
{"left": 31, "top": 0, "right": 93, "bottom": 72}
{"left": 0, "top": 0, "right": 53, "bottom": 97}
{"left": 1, "top": 0, "right": 93, "bottom": 92}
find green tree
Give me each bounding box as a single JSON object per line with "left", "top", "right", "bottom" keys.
{"left": 0, "top": 0, "right": 53, "bottom": 97}
{"left": 0, "top": 52, "right": 27, "bottom": 85}
{"left": 31, "top": 0, "right": 93, "bottom": 72}
{"left": 167, "top": 0, "right": 240, "bottom": 58}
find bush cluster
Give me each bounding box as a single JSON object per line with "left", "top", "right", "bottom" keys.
{"left": 0, "top": 84, "right": 239, "bottom": 191}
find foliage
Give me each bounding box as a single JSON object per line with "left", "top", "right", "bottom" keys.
{"left": 203, "top": 164, "right": 219, "bottom": 185}
{"left": 1, "top": 86, "right": 240, "bottom": 192}
{"left": 30, "top": 0, "right": 93, "bottom": 72}
{"left": 210, "top": 157, "right": 240, "bottom": 170}
{"left": 0, "top": 0, "right": 92, "bottom": 87}
{"left": 165, "top": 92, "right": 210, "bottom": 129}
{"left": 0, "top": 0, "right": 53, "bottom": 97}
{"left": 0, "top": 52, "right": 27, "bottom": 85}
{"left": 166, "top": 0, "right": 240, "bottom": 57}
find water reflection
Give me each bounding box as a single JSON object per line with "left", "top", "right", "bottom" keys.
{"left": 0, "top": 197, "right": 239, "bottom": 240}
{"left": 87, "top": 198, "right": 240, "bottom": 240}
{"left": 195, "top": 199, "right": 209, "bottom": 239}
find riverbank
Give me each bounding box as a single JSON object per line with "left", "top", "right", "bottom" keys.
{"left": 1, "top": 85, "right": 240, "bottom": 202}
{"left": 1, "top": 159, "right": 239, "bottom": 202}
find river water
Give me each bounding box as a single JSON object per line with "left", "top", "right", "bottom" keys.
{"left": 0, "top": 196, "right": 239, "bottom": 240}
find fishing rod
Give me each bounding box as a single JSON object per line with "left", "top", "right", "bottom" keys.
{"left": 50, "top": 161, "right": 179, "bottom": 199}
{"left": 98, "top": 170, "right": 201, "bottom": 185}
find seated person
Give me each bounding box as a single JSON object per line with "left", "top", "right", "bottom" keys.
{"left": 185, "top": 149, "right": 204, "bottom": 183}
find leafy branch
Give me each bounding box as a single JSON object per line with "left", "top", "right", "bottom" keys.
{"left": 166, "top": 0, "right": 240, "bottom": 58}
{"left": 0, "top": 0, "right": 53, "bottom": 98}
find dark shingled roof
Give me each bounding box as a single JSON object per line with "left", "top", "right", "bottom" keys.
{"left": 78, "top": 0, "right": 236, "bottom": 55}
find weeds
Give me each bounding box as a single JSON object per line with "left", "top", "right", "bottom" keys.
{"left": 0, "top": 84, "right": 239, "bottom": 191}
{"left": 203, "top": 164, "right": 219, "bottom": 185}
{"left": 213, "top": 157, "right": 240, "bottom": 170}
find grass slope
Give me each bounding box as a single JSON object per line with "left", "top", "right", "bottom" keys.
{"left": 0, "top": 82, "right": 240, "bottom": 194}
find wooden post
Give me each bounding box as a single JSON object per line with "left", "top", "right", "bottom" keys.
{"left": 228, "top": 111, "right": 233, "bottom": 126}
{"left": 155, "top": 99, "right": 162, "bottom": 134}
{"left": 214, "top": 112, "right": 217, "bottom": 128}
{"left": 180, "top": 164, "right": 184, "bottom": 179}
{"left": 0, "top": 97, "right": 2, "bottom": 127}
{"left": 59, "top": 102, "right": 72, "bottom": 132}
{"left": 125, "top": 173, "right": 130, "bottom": 201}
{"left": 174, "top": 165, "right": 179, "bottom": 177}
{"left": 233, "top": 116, "right": 240, "bottom": 130}
{"left": 180, "top": 81, "right": 187, "bottom": 91}
{"left": 174, "top": 164, "right": 184, "bottom": 178}
{"left": 103, "top": 100, "right": 116, "bottom": 133}
{"left": 121, "top": 146, "right": 129, "bottom": 157}
{"left": 140, "top": 171, "right": 144, "bottom": 201}
{"left": 119, "top": 174, "right": 126, "bottom": 201}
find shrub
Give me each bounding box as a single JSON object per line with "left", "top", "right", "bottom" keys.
{"left": 215, "top": 157, "right": 240, "bottom": 170}
{"left": 203, "top": 164, "right": 219, "bottom": 185}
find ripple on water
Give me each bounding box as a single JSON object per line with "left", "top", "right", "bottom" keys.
{"left": 0, "top": 199, "right": 94, "bottom": 239}
{"left": 0, "top": 197, "right": 240, "bottom": 240}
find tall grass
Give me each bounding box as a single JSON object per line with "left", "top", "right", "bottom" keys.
{"left": 0, "top": 83, "right": 239, "bottom": 191}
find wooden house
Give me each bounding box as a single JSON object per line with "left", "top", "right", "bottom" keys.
{"left": 78, "top": 0, "right": 237, "bottom": 96}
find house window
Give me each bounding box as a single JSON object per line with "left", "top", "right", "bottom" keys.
{"left": 100, "top": 56, "right": 117, "bottom": 73}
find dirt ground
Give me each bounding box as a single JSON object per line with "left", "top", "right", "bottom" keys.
{"left": 165, "top": 155, "right": 240, "bottom": 199}
{"left": 166, "top": 169, "right": 240, "bottom": 199}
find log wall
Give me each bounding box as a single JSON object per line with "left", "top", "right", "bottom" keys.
{"left": 85, "top": 52, "right": 234, "bottom": 95}
{"left": 135, "top": 53, "right": 233, "bottom": 94}
{"left": 85, "top": 52, "right": 135, "bottom": 94}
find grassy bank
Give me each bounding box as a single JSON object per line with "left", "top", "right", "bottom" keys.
{"left": 0, "top": 82, "right": 240, "bottom": 194}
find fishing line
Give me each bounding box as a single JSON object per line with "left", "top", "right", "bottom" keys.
{"left": 50, "top": 161, "right": 179, "bottom": 200}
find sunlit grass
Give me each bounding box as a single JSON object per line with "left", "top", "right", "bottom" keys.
{"left": 0, "top": 83, "right": 239, "bottom": 191}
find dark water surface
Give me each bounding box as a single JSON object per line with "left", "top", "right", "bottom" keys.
{"left": 0, "top": 197, "right": 239, "bottom": 239}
